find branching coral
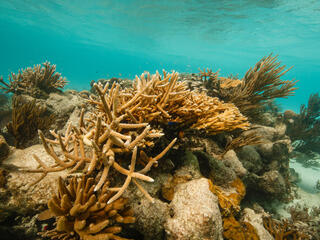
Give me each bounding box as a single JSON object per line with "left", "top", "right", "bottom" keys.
{"left": 0, "top": 62, "right": 67, "bottom": 98}
{"left": 114, "top": 70, "right": 250, "bottom": 134}
{"left": 29, "top": 70, "right": 250, "bottom": 204}
{"left": 7, "top": 95, "right": 55, "bottom": 148}
{"left": 41, "top": 176, "right": 135, "bottom": 240}
{"left": 28, "top": 73, "right": 179, "bottom": 203}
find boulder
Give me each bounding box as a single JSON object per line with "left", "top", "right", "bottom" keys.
{"left": 165, "top": 178, "right": 223, "bottom": 240}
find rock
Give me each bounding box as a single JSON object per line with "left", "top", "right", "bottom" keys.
{"left": 0, "top": 144, "right": 68, "bottom": 216}
{"left": 175, "top": 151, "right": 202, "bottom": 180}
{"left": 241, "top": 208, "right": 273, "bottom": 240}
{"left": 259, "top": 170, "right": 287, "bottom": 196}
{"left": 0, "top": 134, "right": 10, "bottom": 162}
{"left": 222, "top": 150, "right": 247, "bottom": 177}
{"left": 45, "top": 92, "right": 87, "bottom": 130}
{"left": 236, "top": 146, "right": 263, "bottom": 174}
{"left": 194, "top": 151, "right": 236, "bottom": 185}
{"left": 256, "top": 142, "right": 274, "bottom": 160}
{"left": 127, "top": 194, "right": 170, "bottom": 240}
{"left": 165, "top": 178, "right": 223, "bottom": 240}
{"left": 161, "top": 151, "right": 201, "bottom": 201}
{"left": 260, "top": 112, "right": 276, "bottom": 126}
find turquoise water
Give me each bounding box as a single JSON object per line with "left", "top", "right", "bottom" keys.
{"left": 1, "top": 0, "right": 320, "bottom": 112}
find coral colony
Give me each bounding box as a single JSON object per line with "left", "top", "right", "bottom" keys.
{"left": 1, "top": 55, "right": 319, "bottom": 239}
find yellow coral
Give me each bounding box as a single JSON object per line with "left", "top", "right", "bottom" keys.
{"left": 208, "top": 178, "right": 246, "bottom": 216}
{"left": 223, "top": 215, "right": 259, "bottom": 240}
{"left": 41, "top": 176, "right": 135, "bottom": 240}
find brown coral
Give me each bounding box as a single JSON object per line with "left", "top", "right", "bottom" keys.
{"left": 197, "top": 55, "right": 298, "bottom": 119}
{"left": 0, "top": 62, "right": 67, "bottom": 98}
{"left": 7, "top": 95, "right": 55, "bottom": 148}
{"left": 41, "top": 176, "right": 135, "bottom": 240}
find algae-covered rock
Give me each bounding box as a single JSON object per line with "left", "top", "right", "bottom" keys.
{"left": 194, "top": 151, "right": 236, "bottom": 185}
{"left": 236, "top": 146, "right": 263, "bottom": 174}
{"left": 165, "top": 178, "right": 223, "bottom": 240}
{"left": 222, "top": 150, "right": 247, "bottom": 177}
{"left": 0, "top": 134, "right": 9, "bottom": 162}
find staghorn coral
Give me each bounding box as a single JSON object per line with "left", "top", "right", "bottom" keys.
{"left": 41, "top": 176, "right": 135, "bottom": 240}
{"left": 169, "top": 91, "right": 250, "bottom": 134}
{"left": 0, "top": 62, "right": 67, "bottom": 98}
{"left": 106, "top": 70, "right": 250, "bottom": 134}
{"left": 28, "top": 70, "right": 249, "bottom": 203}
{"left": 28, "top": 74, "right": 178, "bottom": 203}
{"left": 7, "top": 95, "right": 55, "bottom": 148}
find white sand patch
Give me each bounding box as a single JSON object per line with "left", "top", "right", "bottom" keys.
{"left": 290, "top": 158, "right": 320, "bottom": 193}
{"left": 272, "top": 159, "right": 320, "bottom": 218}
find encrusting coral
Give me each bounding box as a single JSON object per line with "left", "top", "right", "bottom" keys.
{"left": 7, "top": 95, "right": 55, "bottom": 148}
{"left": 0, "top": 62, "right": 67, "bottom": 98}
{"left": 208, "top": 178, "right": 260, "bottom": 239}
{"left": 41, "top": 176, "right": 135, "bottom": 240}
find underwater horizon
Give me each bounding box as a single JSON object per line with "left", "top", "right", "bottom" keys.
{"left": 1, "top": 0, "right": 320, "bottom": 112}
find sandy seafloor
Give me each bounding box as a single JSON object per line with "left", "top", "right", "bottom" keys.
{"left": 275, "top": 159, "right": 320, "bottom": 218}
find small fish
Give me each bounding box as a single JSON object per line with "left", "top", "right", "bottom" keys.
{"left": 167, "top": 121, "right": 179, "bottom": 126}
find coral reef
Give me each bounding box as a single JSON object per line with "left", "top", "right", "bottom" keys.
{"left": 0, "top": 62, "right": 67, "bottom": 98}
{"left": 41, "top": 176, "right": 135, "bottom": 240}
{"left": 6, "top": 95, "right": 55, "bottom": 148}
{"left": 0, "top": 59, "right": 309, "bottom": 240}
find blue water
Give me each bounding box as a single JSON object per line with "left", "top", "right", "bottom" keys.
{"left": 1, "top": 0, "right": 320, "bottom": 112}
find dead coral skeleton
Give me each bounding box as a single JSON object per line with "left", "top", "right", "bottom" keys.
{"left": 0, "top": 62, "right": 67, "bottom": 97}
{"left": 41, "top": 176, "right": 135, "bottom": 240}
